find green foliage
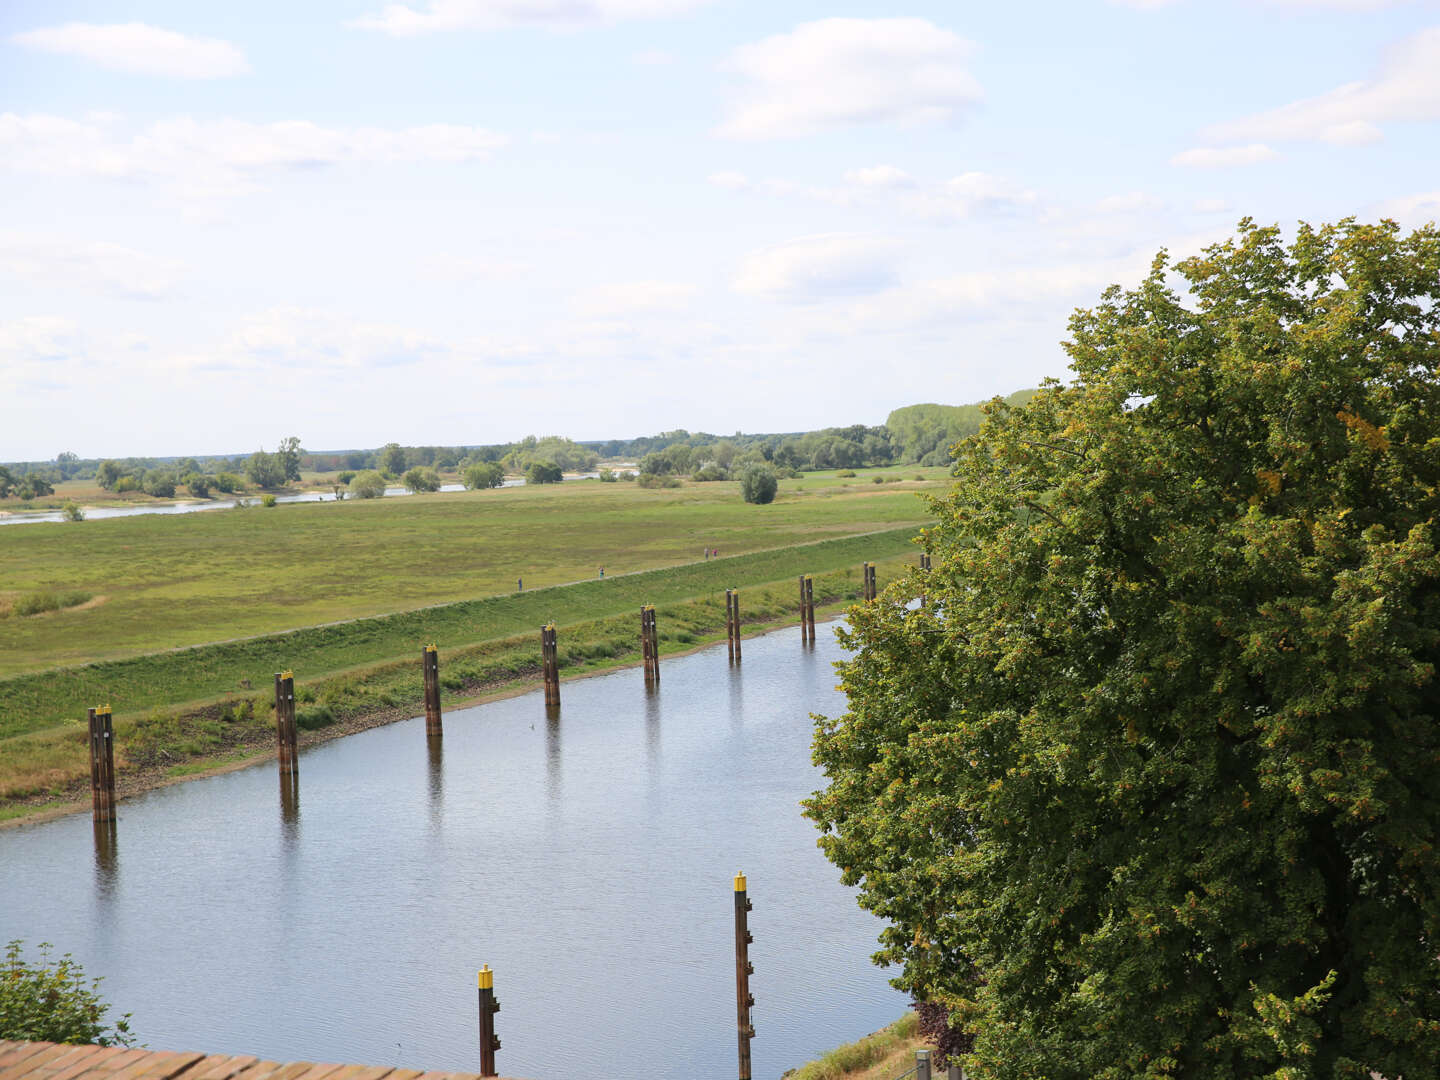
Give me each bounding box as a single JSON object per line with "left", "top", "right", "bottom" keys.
{"left": 787, "top": 1012, "right": 919, "bottom": 1080}
{"left": 142, "top": 471, "right": 176, "bottom": 498}
{"left": 597, "top": 468, "right": 618, "bottom": 483}
{"left": 275, "top": 436, "right": 303, "bottom": 483}
{"left": 836, "top": 469, "right": 857, "bottom": 478}
{"left": 636, "top": 472, "right": 680, "bottom": 488}
{"left": 93, "top": 461, "right": 122, "bottom": 491}
{"left": 402, "top": 466, "right": 442, "bottom": 493}
{"left": 185, "top": 474, "right": 211, "bottom": 498}
{"left": 462, "top": 462, "right": 504, "bottom": 490}
{"left": 806, "top": 219, "right": 1440, "bottom": 1079}
{"left": 526, "top": 460, "right": 563, "bottom": 484}
{"left": 503, "top": 435, "right": 598, "bottom": 474}
{"left": 62, "top": 502, "right": 84, "bottom": 523}
{"left": 886, "top": 390, "right": 1037, "bottom": 466}
{"left": 348, "top": 470, "right": 387, "bottom": 499}
{"left": 2, "top": 591, "right": 92, "bottom": 619}
{"left": 0, "top": 940, "right": 134, "bottom": 1046}
{"left": 379, "top": 442, "right": 407, "bottom": 477}
{"left": 213, "top": 472, "right": 241, "bottom": 494}
{"left": 739, "top": 463, "right": 778, "bottom": 504}
{"left": 337, "top": 470, "right": 357, "bottom": 486}
{"left": 245, "top": 449, "right": 286, "bottom": 489}
{"left": 259, "top": 494, "right": 278, "bottom": 508}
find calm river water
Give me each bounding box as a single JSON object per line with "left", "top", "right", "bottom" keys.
{"left": 0, "top": 624, "right": 903, "bottom": 1079}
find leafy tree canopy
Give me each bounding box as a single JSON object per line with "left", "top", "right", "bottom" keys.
{"left": 805, "top": 219, "right": 1440, "bottom": 1080}
{"left": 738, "top": 462, "right": 778, "bottom": 504}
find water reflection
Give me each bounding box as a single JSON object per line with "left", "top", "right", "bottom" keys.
{"left": 0, "top": 623, "right": 901, "bottom": 1080}
{"left": 92, "top": 818, "right": 119, "bottom": 899}
{"left": 427, "top": 735, "right": 444, "bottom": 826}
{"left": 279, "top": 770, "right": 300, "bottom": 833}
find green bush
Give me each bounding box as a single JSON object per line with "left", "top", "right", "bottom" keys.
{"left": 260, "top": 493, "right": 278, "bottom": 508}
{"left": 337, "top": 470, "right": 357, "bottom": 485}
{"left": 0, "top": 940, "right": 134, "bottom": 1047}
{"left": 295, "top": 704, "right": 335, "bottom": 731}
{"left": 9, "top": 591, "right": 92, "bottom": 618}
{"left": 739, "top": 463, "right": 778, "bottom": 505}
{"left": 114, "top": 476, "right": 139, "bottom": 494}
{"left": 213, "top": 472, "right": 242, "bottom": 493}
{"left": 349, "top": 470, "right": 387, "bottom": 499}
{"left": 637, "top": 472, "right": 680, "bottom": 489}
{"left": 526, "top": 461, "right": 563, "bottom": 484}
{"left": 836, "top": 469, "right": 857, "bottom": 478}
{"left": 185, "top": 474, "right": 212, "bottom": 498}
{"left": 61, "top": 502, "right": 84, "bottom": 522}
{"left": 402, "top": 466, "right": 442, "bottom": 493}
{"left": 597, "top": 468, "right": 617, "bottom": 483}
{"left": 463, "top": 462, "right": 505, "bottom": 489}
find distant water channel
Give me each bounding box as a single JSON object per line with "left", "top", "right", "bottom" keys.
{"left": 0, "top": 624, "right": 903, "bottom": 1079}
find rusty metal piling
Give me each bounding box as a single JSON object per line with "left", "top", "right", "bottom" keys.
{"left": 274, "top": 671, "right": 298, "bottom": 777}
{"left": 541, "top": 624, "right": 561, "bottom": 707}
{"left": 734, "top": 872, "right": 755, "bottom": 1080}
{"left": 422, "top": 644, "right": 443, "bottom": 737}
{"left": 87, "top": 705, "right": 116, "bottom": 823}
{"left": 641, "top": 605, "right": 660, "bottom": 685}
{"left": 478, "top": 966, "right": 500, "bottom": 1077}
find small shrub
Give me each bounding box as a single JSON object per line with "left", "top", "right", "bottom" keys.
{"left": 637, "top": 472, "right": 680, "bottom": 489}
{"left": 185, "top": 474, "right": 212, "bottom": 498}
{"left": 597, "top": 468, "right": 617, "bottom": 482}
{"left": 214, "top": 472, "right": 242, "bottom": 493}
{"left": 914, "top": 474, "right": 925, "bottom": 481}
{"left": 402, "top": 466, "right": 442, "bottom": 493}
{"left": 113, "top": 476, "right": 139, "bottom": 494}
{"left": 873, "top": 475, "right": 885, "bottom": 484}
{"left": 295, "top": 705, "right": 335, "bottom": 731}
{"left": 10, "top": 590, "right": 92, "bottom": 618}
{"left": 349, "top": 471, "right": 387, "bottom": 499}
{"left": 260, "top": 493, "right": 278, "bottom": 508}
{"left": 691, "top": 464, "right": 729, "bottom": 482}
{"left": 61, "top": 502, "right": 84, "bottom": 522}
{"left": 739, "top": 463, "right": 778, "bottom": 505}
{"left": 0, "top": 940, "right": 134, "bottom": 1047}
{"left": 526, "top": 461, "right": 563, "bottom": 484}
{"left": 836, "top": 469, "right": 857, "bottom": 478}
{"left": 337, "top": 470, "right": 357, "bottom": 485}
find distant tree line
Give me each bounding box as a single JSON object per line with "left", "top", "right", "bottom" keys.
{"left": 1, "top": 389, "right": 1038, "bottom": 500}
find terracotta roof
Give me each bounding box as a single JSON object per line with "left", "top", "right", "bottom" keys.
{"left": 0, "top": 1042, "right": 524, "bottom": 1080}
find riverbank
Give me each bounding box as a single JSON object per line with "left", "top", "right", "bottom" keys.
{"left": 0, "top": 551, "right": 913, "bottom": 827}
{"left": 782, "top": 1013, "right": 924, "bottom": 1080}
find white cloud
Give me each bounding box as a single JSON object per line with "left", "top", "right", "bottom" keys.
{"left": 0, "top": 317, "right": 81, "bottom": 395}
{"left": 0, "top": 234, "right": 183, "bottom": 300}
{"left": 12, "top": 22, "right": 249, "bottom": 79}
{"left": 1373, "top": 189, "right": 1440, "bottom": 225}
{"left": 180, "top": 308, "right": 451, "bottom": 375}
{"left": 349, "top": 0, "right": 709, "bottom": 35}
{"left": 717, "top": 18, "right": 982, "bottom": 140}
{"left": 920, "top": 171, "right": 1037, "bottom": 218}
{"left": 572, "top": 280, "right": 698, "bottom": 317}
{"left": 1203, "top": 26, "right": 1440, "bottom": 145}
{"left": 1170, "top": 143, "right": 1279, "bottom": 167}
{"left": 844, "top": 165, "right": 914, "bottom": 188}
{"left": 1093, "top": 191, "right": 1167, "bottom": 214}
{"left": 708, "top": 170, "right": 750, "bottom": 190}
{"left": 631, "top": 49, "right": 674, "bottom": 66}
{"left": 0, "top": 113, "right": 508, "bottom": 201}
{"left": 734, "top": 234, "right": 899, "bottom": 303}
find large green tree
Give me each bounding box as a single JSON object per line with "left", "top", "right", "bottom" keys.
{"left": 805, "top": 219, "right": 1440, "bottom": 1080}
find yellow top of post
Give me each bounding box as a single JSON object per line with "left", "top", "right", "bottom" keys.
{"left": 425, "top": 643, "right": 437, "bottom": 653}
{"left": 734, "top": 872, "right": 747, "bottom": 892}
{"left": 97, "top": 704, "right": 111, "bottom": 716}
{"left": 478, "top": 965, "right": 493, "bottom": 989}
{"left": 280, "top": 669, "right": 294, "bottom": 681}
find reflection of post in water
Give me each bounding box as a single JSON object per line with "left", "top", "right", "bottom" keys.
{"left": 545, "top": 704, "right": 562, "bottom": 797}
{"left": 644, "top": 680, "right": 662, "bottom": 773}
{"left": 427, "top": 733, "right": 444, "bottom": 807}
{"left": 92, "top": 818, "right": 119, "bottom": 897}
{"left": 279, "top": 769, "right": 300, "bottom": 827}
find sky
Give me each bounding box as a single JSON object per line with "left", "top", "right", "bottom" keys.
{"left": 3, "top": 0, "right": 1438, "bottom": 460}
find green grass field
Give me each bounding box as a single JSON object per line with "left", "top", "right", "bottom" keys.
{"left": 0, "top": 470, "right": 943, "bottom": 676}
{"left": 0, "top": 470, "right": 943, "bottom": 814}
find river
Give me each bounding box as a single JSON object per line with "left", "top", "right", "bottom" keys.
{"left": 0, "top": 623, "right": 903, "bottom": 1079}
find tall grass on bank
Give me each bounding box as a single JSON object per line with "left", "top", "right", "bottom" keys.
{"left": 0, "top": 544, "right": 920, "bottom": 809}
{"left": 783, "top": 1013, "right": 921, "bottom": 1080}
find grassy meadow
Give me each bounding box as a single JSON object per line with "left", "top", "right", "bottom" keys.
{"left": 0, "top": 469, "right": 944, "bottom": 676}
{"left": 0, "top": 470, "right": 943, "bottom": 817}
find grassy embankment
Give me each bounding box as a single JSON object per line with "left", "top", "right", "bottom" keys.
{"left": 783, "top": 1013, "right": 925, "bottom": 1080}
{"left": 1, "top": 473, "right": 941, "bottom": 821}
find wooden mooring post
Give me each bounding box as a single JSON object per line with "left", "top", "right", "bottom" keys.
{"left": 422, "top": 644, "right": 443, "bottom": 737}
{"left": 478, "top": 965, "right": 501, "bottom": 1077}
{"left": 725, "top": 589, "right": 743, "bottom": 662}
{"left": 274, "top": 671, "right": 298, "bottom": 778}
{"left": 798, "top": 575, "right": 816, "bottom": 644}
{"left": 734, "top": 872, "right": 755, "bottom": 1080}
{"left": 541, "top": 624, "right": 561, "bottom": 707}
{"left": 919, "top": 552, "right": 932, "bottom": 607}
{"left": 862, "top": 561, "right": 877, "bottom": 602}
{"left": 915, "top": 1049, "right": 932, "bottom": 1080}
{"left": 641, "top": 605, "right": 660, "bottom": 685}
{"left": 86, "top": 705, "right": 116, "bottom": 823}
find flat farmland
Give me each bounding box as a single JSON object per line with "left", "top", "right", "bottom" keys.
{"left": 0, "top": 472, "right": 939, "bottom": 677}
